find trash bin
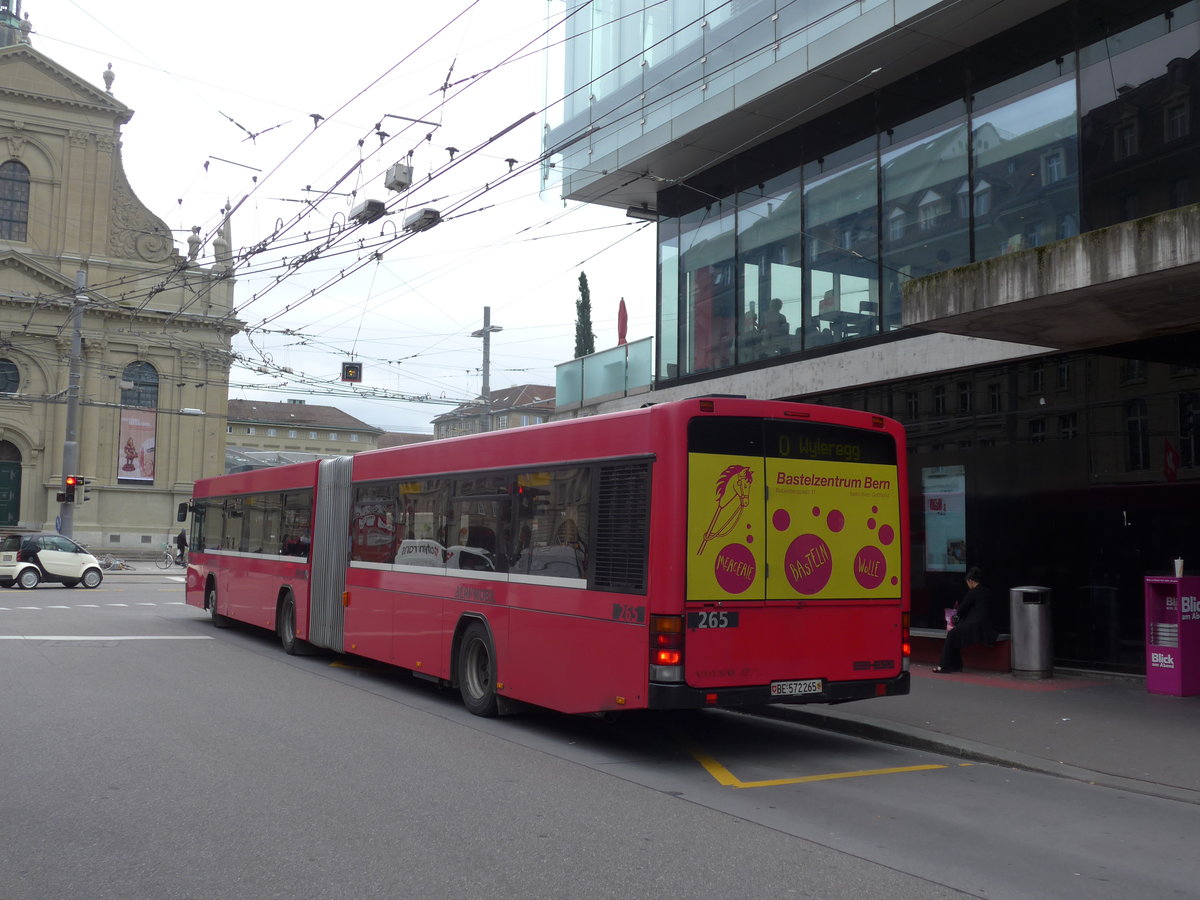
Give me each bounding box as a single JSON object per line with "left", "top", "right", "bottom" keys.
{"left": 1010, "top": 586, "right": 1053, "bottom": 678}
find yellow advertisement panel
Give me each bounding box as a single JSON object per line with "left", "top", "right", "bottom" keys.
{"left": 687, "top": 453, "right": 765, "bottom": 601}
{"left": 765, "top": 458, "right": 902, "bottom": 599}
{"left": 688, "top": 452, "right": 901, "bottom": 601}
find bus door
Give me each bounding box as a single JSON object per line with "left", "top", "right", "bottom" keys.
{"left": 685, "top": 417, "right": 904, "bottom": 689}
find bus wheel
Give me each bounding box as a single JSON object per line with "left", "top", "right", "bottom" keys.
{"left": 458, "top": 621, "right": 499, "bottom": 717}
{"left": 278, "top": 593, "right": 303, "bottom": 655}
{"left": 206, "top": 584, "right": 229, "bottom": 628}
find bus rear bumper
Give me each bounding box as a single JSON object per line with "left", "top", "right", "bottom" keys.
{"left": 648, "top": 671, "right": 910, "bottom": 710}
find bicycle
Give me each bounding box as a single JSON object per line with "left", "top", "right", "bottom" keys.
{"left": 156, "top": 544, "right": 186, "bottom": 569}
{"left": 100, "top": 553, "right": 135, "bottom": 571}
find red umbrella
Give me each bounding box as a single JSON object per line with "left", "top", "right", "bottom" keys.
{"left": 617, "top": 298, "right": 628, "bottom": 345}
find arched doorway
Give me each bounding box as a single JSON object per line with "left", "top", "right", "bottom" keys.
{"left": 0, "top": 441, "right": 21, "bottom": 527}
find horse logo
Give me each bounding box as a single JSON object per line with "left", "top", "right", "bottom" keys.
{"left": 697, "top": 464, "right": 754, "bottom": 554}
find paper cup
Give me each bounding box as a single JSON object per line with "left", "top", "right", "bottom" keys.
{"left": 1174, "top": 558, "right": 1184, "bottom": 577}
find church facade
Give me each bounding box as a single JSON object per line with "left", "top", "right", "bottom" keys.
{"left": 0, "top": 8, "right": 241, "bottom": 553}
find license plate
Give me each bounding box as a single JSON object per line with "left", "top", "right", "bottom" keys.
{"left": 770, "top": 679, "right": 823, "bottom": 697}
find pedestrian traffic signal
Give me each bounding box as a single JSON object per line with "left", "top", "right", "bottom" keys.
{"left": 64, "top": 475, "right": 78, "bottom": 503}
{"left": 341, "top": 361, "right": 363, "bottom": 383}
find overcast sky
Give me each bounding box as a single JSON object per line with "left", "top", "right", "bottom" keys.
{"left": 32, "top": 0, "right": 655, "bottom": 433}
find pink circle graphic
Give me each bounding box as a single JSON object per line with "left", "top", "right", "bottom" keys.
{"left": 853, "top": 545, "right": 886, "bottom": 589}
{"left": 773, "top": 509, "right": 791, "bottom": 531}
{"left": 826, "top": 509, "right": 845, "bottom": 532}
{"left": 714, "top": 543, "right": 756, "bottom": 594}
{"left": 811, "top": 506, "right": 821, "bottom": 517}
{"left": 878, "top": 524, "right": 895, "bottom": 546}
{"left": 783, "top": 533, "right": 833, "bottom": 594}
{"left": 867, "top": 517, "right": 876, "bottom": 530}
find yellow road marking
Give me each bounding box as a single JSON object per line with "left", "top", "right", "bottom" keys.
{"left": 678, "top": 735, "right": 955, "bottom": 788}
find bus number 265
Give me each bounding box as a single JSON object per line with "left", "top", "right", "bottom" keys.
{"left": 612, "top": 603, "right": 646, "bottom": 624}
{"left": 687, "top": 611, "right": 740, "bottom": 629}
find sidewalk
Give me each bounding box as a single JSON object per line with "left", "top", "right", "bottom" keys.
{"left": 771, "top": 662, "right": 1200, "bottom": 805}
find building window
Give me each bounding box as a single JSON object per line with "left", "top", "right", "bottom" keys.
{"left": 247, "top": 427, "right": 256, "bottom": 436}
{"left": 350, "top": 433, "right": 359, "bottom": 442}
{"left": 1029, "top": 362, "right": 1043, "bottom": 394}
{"left": 1120, "top": 359, "right": 1145, "bottom": 384}
{"left": 329, "top": 432, "right": 338, "bottom": 441}
{"left": 888, "top": 208, "right": 905, "bottom": 240}
{"left": 496, "top": 415, "right": 508, "bottom": 429}
{"left": 267, "top": 428, "right": 277, "bottom": 437}
{"left": 1057, "top": 357, "right": 1070, "bottom": 389}
{"left": 933, "top": 385, "right": 946, "bottom": 416}
{"left": 0, "top": 358, "right": 18, "bottom": 393}
{"left": 974, "top": 182, "right": 991, "bottom": 217}
{"left": 1181, "top": 393, "right": 1198, "bottom": 468}
{"left": 1115, "top": 121, "right": 1138, "bottom": 160}
{"left": 918, "top": 191, "right": 944, "bottom": 232}
{"left": 958, "top": 382, "right": 972, "bottom": 413}
{"left": 0, "top": 160, "right": 30, "bottom": 242}
{"left": 1126, "top": 399, "right": 1149, "bottom": 471}
{"left": 1166, "top": 102, "right": 1189, "bottom": 141}
{"left": 1042, "top": 148, "right": 1066, "bottom": 185}
{"left": 121, "top": 361, "right": 159, "bottom": 409}
{"left": 288, "top": 429, "right": 297, "bottom": 438}
{"left": 988, "top": 383, "right": 1002, "bottom": 413}
{"left": 905, "top": 392, "right": 919, "bottom": 418}
{"left": 309, "top": 431, "right": 318, "bottom": 440}
{"left": 226, "top": 425, "right": 233, "bottom": 434}
{"left": 1059, "top": 413, "right": 1078, "bottom": 440}
{"left": 1170, "top": 177, "right": 1190, "bottom": 208}
{"left": 1030, "top": 419, "right": 1046, "bottom": 443}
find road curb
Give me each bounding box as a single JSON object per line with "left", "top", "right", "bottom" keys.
{"left": 756, "top": 705, "right": 1200, "bottom": 807}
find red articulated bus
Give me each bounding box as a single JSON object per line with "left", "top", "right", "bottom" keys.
{"left": 184, "top": 397, "right": 910, "bottom": 716}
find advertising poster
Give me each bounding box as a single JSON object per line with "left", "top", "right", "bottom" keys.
{"left": 117, "top": 409, "right": 157, "bottom": 483}
{"left": 687, "top": 452, "right": 902, "bottom": 601}
{"left": 922, "top": 465, "right": 966, "bottom": 572}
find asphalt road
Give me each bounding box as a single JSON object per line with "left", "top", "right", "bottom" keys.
{"left": 1, "top": 575, "right": 1195, "bottom": 899}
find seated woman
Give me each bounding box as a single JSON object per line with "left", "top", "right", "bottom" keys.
{"left": 933, "top": 566, "right": 998, "bottom": 673}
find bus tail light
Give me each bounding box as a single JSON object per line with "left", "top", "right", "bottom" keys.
{"left": 650, "top": 615, "right": 684, "bottom": 682}
{"left": 901, "top": 611, "right": 911, "bottom": 672}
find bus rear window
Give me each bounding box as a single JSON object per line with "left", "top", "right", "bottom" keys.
{"left": 689, "top": 417, "right": 896, "bottom": 465}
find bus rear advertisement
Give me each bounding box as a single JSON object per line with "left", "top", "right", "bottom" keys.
{"left": 185, "top": 397, "right": 910, "bottom": 716}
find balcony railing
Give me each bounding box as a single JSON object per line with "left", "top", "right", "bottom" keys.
{"left": 555, "top": 337, "right": 652, "bottom": 410}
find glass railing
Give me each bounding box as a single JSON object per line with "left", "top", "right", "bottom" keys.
{"left": 555, "top": 337, "right": 653, "bottom": 409}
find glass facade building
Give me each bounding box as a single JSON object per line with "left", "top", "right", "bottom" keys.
{"left": 549, "top": 0, "right": 1200, "bottom": 673}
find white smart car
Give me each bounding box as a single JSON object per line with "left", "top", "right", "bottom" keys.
{"left": 0, "top": 533, "right": 104, "bottom": 589}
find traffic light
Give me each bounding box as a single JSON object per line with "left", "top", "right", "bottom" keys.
{"left": 80, "top": 477, "right": 93, "bottom": 503}
{"left": 341, "top": 361, "right": 363, "bottom": 383}
{"left": 64, "top": 475, "right": 78, "bottom": 503}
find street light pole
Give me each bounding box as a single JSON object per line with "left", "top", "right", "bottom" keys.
{"left": 59, "top": 269, "right": 85, "bottom": 537}
{"left": 471, "top": 306, "right": 502, "bottom": 432}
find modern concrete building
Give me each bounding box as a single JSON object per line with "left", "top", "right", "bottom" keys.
{"left": 0, "top": 5, "right": 239, "bottom": 552}
{"left": 546, "top": 0, "right": 1200, "bottom": 673}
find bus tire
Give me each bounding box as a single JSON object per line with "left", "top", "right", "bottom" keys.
{"left": 278, "top": 593, "right": 306, "bottom": 655}
{"left": 206, "top": 583, "right": 229, "bottom": 628}
{"left": 457, "top": 620, "right": 499, "bottom": 717}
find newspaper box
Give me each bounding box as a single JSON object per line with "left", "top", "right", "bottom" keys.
{"left": 1144, "top": 576, "right": 1200, "bottom": 696}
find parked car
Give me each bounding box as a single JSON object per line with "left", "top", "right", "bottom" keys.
{"left": 0, "top": 533, "right": 104, "bottom": 589}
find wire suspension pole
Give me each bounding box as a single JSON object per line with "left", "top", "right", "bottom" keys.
{"left": 59, "top": 269, "right": 85, "bottom": 537}
{"left": 471, "top": 306, "right": 502, "bottom": 433}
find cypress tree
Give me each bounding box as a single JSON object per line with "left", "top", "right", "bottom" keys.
{"left": 574, "top": 271, "right": 596, "bottom": 358}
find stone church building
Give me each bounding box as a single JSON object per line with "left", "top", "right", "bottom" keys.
{"left": 0, "top": 3, "right": 240, "bottom": 552}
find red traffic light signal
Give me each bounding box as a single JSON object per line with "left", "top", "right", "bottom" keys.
{"left": 64, "top": 475, "right": 78, "bottom": 503}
